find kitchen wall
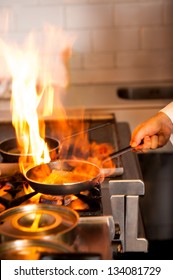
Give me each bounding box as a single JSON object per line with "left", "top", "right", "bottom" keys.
{"left": 0, "top": 0, "right": 173, "bottom": 92}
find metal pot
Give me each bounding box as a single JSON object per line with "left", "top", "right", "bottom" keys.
{"left": 0, "top": 239, "right": 73, "bottom": 260}
{"left": 0, "top": 136, "right": 59, "bottom": 163}
{"left": 0, "top": 203, "right": 79, "bottom": 245}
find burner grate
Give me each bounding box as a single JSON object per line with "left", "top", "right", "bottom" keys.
{"left": 39, "top": 185, "right": 103, "bottom": 217}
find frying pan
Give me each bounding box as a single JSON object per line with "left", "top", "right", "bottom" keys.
{"left": 0, "top": 137, "right": 59, "bottom": 163}
{"left": 25, "top": 159, "right": 102, "bottom": 195}
{"left": 24, "top": 145, "right": 133, "bottom": 195}
{"left": 0, "top": 122, "right": 111, "bottom": 163}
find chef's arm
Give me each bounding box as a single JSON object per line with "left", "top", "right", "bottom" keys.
{"left": 160, "top": 101, "right": 173, "bottom": 145}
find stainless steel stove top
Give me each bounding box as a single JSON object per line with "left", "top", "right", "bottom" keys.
{"left": 0, "top": 113, "right": 148, "bottom": 259}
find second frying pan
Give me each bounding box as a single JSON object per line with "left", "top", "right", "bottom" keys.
{"left": 0, "top": 137, "right": 59, "bottom": 163}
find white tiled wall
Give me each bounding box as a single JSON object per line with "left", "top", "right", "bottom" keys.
{"left": 0, "top": 0, "right": 173, "bottom": 86}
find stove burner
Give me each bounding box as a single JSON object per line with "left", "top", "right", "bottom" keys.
{"left": 39, "top": 186, "right": 103, "bottom": 217}
{"left": 0, "top": 239, "right": 73, "bottom": 260}
{"left": 0, "top": 170, "right": 102, "bottom": 215}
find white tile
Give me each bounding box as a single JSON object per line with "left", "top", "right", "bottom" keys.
{"left": 142, "top": 27, "right": 173, "bottom": 49}
{"left": 0, "top": 0, "right": 173, "bottom": 86}
{"left": 70, "top": 53, "right": 83, "bottom": 69}
{"left": 72, "top": 30, "right": 92, "bottom": 52}
{"left": 66, "top": 5, "right": 113, "bottom": 28}
{"left": 117, "top": 50, "right": 173, "bottom": 67}
{"left": 83, "top": 53, "right": 115, "bottom": 68}
{"left": 0, "top": 8, "right": 16, "bottom": 32}
{"left": 92, "top": 28, "right": 139, "bottom": 51}
{"left": 17, "top": 6, "right": 65, "bottom": 31}
{"left": 164, "top": 2, "right": 173, "bottom": 25}
{"left": 115, "top": 3, "right": 163, "bottom": 26}
{"left": 71, "top": 66, "right": 173, "bottom": 84}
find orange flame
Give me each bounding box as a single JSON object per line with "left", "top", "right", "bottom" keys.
{"left": 0, "top": 26, "right": 75, "bottom": 169}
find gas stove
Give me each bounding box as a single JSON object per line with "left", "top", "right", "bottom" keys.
{"left": 0, "top": 112, "right": 148, "bottom": 259}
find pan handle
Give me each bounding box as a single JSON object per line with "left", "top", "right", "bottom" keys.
{"left": 61, "top": 122, "right": 112, "bottom": 141}
{"left": 102, "top": 145, "right": 133, "bottom": 163}
{"left": 103, "top": 139, "right": 144, "bottom": 163}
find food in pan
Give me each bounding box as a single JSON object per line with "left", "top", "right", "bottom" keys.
{"left": 26, "top": 160, "right": 101, "bottom": 188}
{"left": 41, "top": 169, "right": 94, "bottom": 184}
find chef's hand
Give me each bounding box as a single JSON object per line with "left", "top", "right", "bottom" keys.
{"left": 130, "top": 112, "right": 173, "bottom": 152}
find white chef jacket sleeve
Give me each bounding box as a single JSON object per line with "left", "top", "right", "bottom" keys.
{"left": 160, "top": 101, "right": 173, "bottom": 144}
